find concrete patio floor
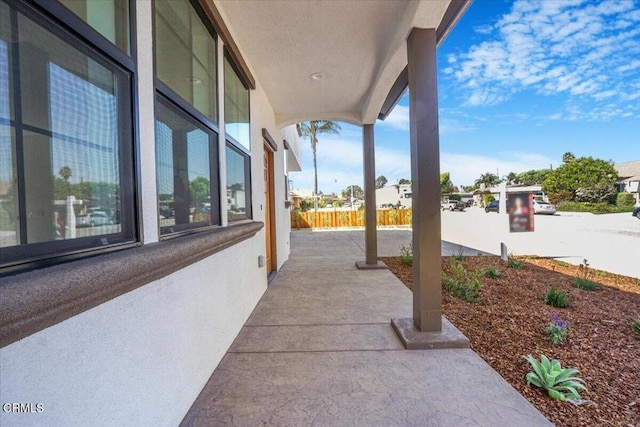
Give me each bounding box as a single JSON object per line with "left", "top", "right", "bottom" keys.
{"left": 180, "top": 230, "right": 551, "bottom": 426}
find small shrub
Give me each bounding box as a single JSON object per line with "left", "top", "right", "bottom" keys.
{"left": 632, "top": 317, "right": 640, "bottom": 337}
{"left": 545, "top": 313, "right": 569, "bottom": 346}
{"left": 507, "top": 254, "right": 524, "bottom": 269}
{"left": 575, "top": 277, "right": 599, "bottom": 291}
{"left": 544, "top": 286, "right": 568, "bottom": 308}
{"left": 575, "top": 259, "right": 599, "bottom": 291}
{"left": 556, "top": 201, "right": 633, "bottom": 214}
{"left": 523, "top": 354, "right": 587, "bottom": 401}
{"left": 557, "top": 261, "right": 569, "bottom": 267}
{"left": 451, "top": 245, "right": 465, "bottom": 261}
{"left": 442, "top": 260, "right": 482, "bottom": 303}
{"left": 617, "top": 192, "right": 635, "bottom": 207}
{"left": 484, "top": 266, "right": 501, "bottom": 279}
{"left": 399, "top": 243, "right": 413, "bottom": 266}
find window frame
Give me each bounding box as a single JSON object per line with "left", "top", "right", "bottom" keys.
{"left": 152, "top": 0, "right": 223, "bottom": 239}
{"left": 223, "top": 51, "right": 252, "bottom": 222}
{"left": 223, "top": 51, "right": 250, "bottom": 156}
{"left": 154, "top": 94, "right": 221, "bottom": 237}
{"left": 31, "top": 0, "right": 136, "bottom": 67}
{"left": 225, "top": 142, "right": 252, "bottom": 222}
{"left": 0, "top": 0, "right": 139, "bottom": 275}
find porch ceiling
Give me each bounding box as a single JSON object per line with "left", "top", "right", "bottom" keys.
{"left": 215, "top": 0, "right": 454, "bottom": 127}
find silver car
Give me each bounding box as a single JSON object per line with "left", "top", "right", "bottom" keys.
{"left": 533, "top": 200, "right": 556, "bottom": 215}
{"left": 76, "top": 212, "right": 114, "bottom": 227}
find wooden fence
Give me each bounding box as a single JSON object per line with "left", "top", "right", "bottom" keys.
{"left": 291, "top": 209, "right": 412, "bottom": 229}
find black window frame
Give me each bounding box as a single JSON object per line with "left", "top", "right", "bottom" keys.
{"left": 0, "top": 0, "right": 139, "bottom": 275}
{"left": 152, "top": 0, "right": 222, "bottom": 239}
{"left": 223, "top": 51, "right": 252, "bottom": 222}
{"left": 225, "top": 142, "right": 252, "bottom": 222}
{"left": 154, "top": 93, "right": 220, "bottom": 237}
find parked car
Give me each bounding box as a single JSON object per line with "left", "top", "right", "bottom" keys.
{"left": 533, "top": 200, "right": 556, "bottom": 215}
{"left": 450, "top": 201, "right": 466, "bottom": 211}
{"left": 485, "top": 200, "right": 500, "bottom": 213}
{"left": 76, "top": 212, "right": 114, "bottom": 227}
{"left": 442, "top": 200, "right": 463, "bottom": 211}
{"left": 633, "top": 206, "right": 640, "bottom": 219}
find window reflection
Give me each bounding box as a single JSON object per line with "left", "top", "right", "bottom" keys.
{"left": 1, "top": 5, "right": 125, "bottom": 248}
{"left": 226, "top": 145, "right": 249, "bottom": 221}
{"left": 59, "top": 0, "right": 130, "bottom": 54}
{"left": 156, "top": 101, "right": 213, "bottom": 234}
{"left": 224, "top": 59, "right": 250, "bottom": 149}
{"left": 155, "top": 0, "right": 217, "bottom": 122}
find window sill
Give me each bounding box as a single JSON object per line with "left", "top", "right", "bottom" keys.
{"left": 0, "top": 221, "right": 264, "bottom": 348}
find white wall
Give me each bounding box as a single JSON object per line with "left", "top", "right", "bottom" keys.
{"left": 0, "top": 236, "right": 266, "bottom": 427}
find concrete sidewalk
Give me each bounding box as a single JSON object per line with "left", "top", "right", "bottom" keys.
{"left": 180, "top": 230, "right": 550, "bottom": 426}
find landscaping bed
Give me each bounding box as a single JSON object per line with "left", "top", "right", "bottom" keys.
{"left": 381, "top": 255, "right": 640, "bottom": 427}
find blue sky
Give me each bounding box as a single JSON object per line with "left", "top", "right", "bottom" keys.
{"left": 292, "top": 0, "right": 640, "bottom": 195}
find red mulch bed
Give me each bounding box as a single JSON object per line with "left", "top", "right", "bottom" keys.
{"left": 381, "top": 255, "right": 640, "bottom": 427}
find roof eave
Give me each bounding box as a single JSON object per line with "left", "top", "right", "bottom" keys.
{"left": 378, "top": 0, "right": 473, "bottom": 121}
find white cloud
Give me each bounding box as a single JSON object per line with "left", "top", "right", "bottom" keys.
{"left": 445, "top": 0, "right": 640, "bottom": 120}
{"left": 378, "top": 105, "right": 409, "bottom": 130}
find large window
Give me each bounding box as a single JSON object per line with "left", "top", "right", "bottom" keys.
{"left": 0, "top": 1, "right": 135, "bottom": 271}
{"left": 224, "top": 56, "right": 251, "bottom": 222}
{"left": 154, "top": 0, "right": 220, "bottom": 236}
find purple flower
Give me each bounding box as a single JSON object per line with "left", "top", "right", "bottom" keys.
{"left": 551, "top": 313, "right": 569, "bottom": 328}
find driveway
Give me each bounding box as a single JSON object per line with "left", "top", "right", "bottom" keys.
{"left": 441, "top": 207, "right": 640, "bottom": 278}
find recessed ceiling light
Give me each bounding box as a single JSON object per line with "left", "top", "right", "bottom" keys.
{"left": 188, "top": 77, "right": 203, "bottom": 85}
{"left": 310, "top": 72, "right": 326, "bottom": 81}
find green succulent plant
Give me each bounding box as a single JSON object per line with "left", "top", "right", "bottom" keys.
{"left": 632, "top": 317, "right": 640, "bottom": 337}
{"left": 523, "top": 354, "right": 587, "bottom": 401}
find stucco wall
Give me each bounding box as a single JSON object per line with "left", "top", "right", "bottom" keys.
{"left": 0, "top": 236, "right": 266, "bottom": 427}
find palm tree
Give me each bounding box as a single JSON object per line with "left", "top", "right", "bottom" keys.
{"left": 474, "top": 172, "right": 501, "bottom": 189}
{"left": 299, "top": 120, "right": 341, "bottom": 210}
{"left": 59, "top": 166, "right": 73, "bottom": 196}
{"left": 59, "top": 166, "right": 72, "bottom": 182}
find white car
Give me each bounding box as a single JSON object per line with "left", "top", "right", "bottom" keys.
{"left": 533, "top": 200, "right": 556, "bottom": 215}
{"left": 76, "top": 212, "right": 114, "bottom": 227}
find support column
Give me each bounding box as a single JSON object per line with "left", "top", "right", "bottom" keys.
{"left": 408, "top": 28, "right": 443, "bottom": 331}
{"left": 391, "top": 28, "right": 469, "bottom": 349}
{"left": 356, "top": 124, "right": 386, "bottom": 270}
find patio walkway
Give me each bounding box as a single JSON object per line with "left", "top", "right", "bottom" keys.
{"left": 180, "top": 230, "right": 551, "bottom": 426}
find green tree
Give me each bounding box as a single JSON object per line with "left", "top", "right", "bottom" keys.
{"left": 516, "top": 169, "right": 551, "bottom": 186}
{"left": 342, "top": 185, "right": 364, "bottom": 201}
{"left": 398, "top": 178, "right": 411, "bottom": 185}
{"left": 375, "top": 175, "right": 388, "bottom": 189}
{"left": 543, "top": 157, "right": 618, "bottom": 203}
{"left": 562, "top": 152, "right": 576, "bottom": 164}
{"left": 189, "top": 176, "right": 210, "bottom": 208}
{"left": 299, "top": 120, "right": 341, "bottom": 210}
{"left": 506, "top": 172, "right": 518, "bottom": 185}
{"left": 440, "top": 172, "right": 454, "bottom": 194}
{"left": 474, "top": 172, "right": 501, "bottom": 188}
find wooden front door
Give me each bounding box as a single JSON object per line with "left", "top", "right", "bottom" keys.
{"left": 264, "top": 144, "right": 276, "bottom": 275}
